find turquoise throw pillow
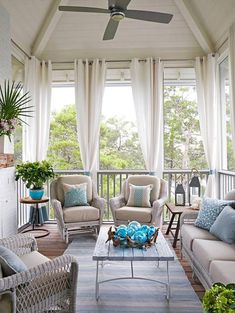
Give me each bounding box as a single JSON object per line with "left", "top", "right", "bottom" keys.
{"left": 127, "top": 184, "right": 153, "bottom": 207}
{"left": 210, "top": 206, "right": 235, "bottom": 244}
{"left": 63, "top": 183, "right": 89, "bottom": 208}
{"left": 0, "top": 245, "right": 27, "bottom": 277}
{"left": 194, "top": 197, "right": 235, "bottom": 230}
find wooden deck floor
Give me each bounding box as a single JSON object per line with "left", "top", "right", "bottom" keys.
{"left": 33, "top": 223, "right": 205, "bottom": 301}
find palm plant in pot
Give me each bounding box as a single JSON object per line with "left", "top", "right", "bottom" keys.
{"left": 15, "top": 161, "right": 55, "bottom": 200}
{"left": 0, "top": 81, "right": 32, "bottom": 151}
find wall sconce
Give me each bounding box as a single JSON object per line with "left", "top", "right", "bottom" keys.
{"left": 189, "top": 168, "right": 201, "bottom": 205}
{"left": 175, "top": 174, "right": 186, "bottom": 206}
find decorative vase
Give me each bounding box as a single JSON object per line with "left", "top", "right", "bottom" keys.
{"left": 29, "top": 188, "right": 44, "bottom": 200}
{"left": 0, "top": 135, "right": 14, "bottom": 154}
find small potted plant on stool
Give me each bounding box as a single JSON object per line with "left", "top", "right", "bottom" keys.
{"left": 15, "top": 160, "right": 55, "bottom": 200}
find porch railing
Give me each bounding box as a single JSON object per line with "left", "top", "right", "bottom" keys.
{"left": 17, "top": 169, "right": 209, "bottom": 229}
{"left": 218, "top": 170, "right": 235, "bottom": 199}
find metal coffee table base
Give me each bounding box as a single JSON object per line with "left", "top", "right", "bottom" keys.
{"left": 95, "top": 260, "right": 171, "bottom": 301}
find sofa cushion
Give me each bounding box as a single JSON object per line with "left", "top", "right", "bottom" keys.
{"left": 181, "top": 224, "right": 217, "bottom": 251}
{"left": 194, "top": 197, "right": 235, "bottom": 230}
{"left": 209, "top": 260, "right": 235, "bottom": 285}
{"left": 63, "top": 182, "right": 89, "bottom": 208}
{"left": 127, "top": 184, "right": 152, "bottom": 207}
{"left": 19, "top": 251, "right": 50, "bottom": 269}
{"left": 192, "top": 239, "right": 235, "bottom": 272}
{"left": 124, "top": 175, "right": 161, "bottom": 204}
{"left": 63, "top": 206, "right": 99, "bottom": 223}
{"left": 0, "top": 294, "right": 12, "bottom": 313}
{"left": 116, "top": 206, "right": 152, "bottom": 223}
{"left": 0, "top": 245, "right": 27, "bottom": 277}
{"left": 210, "top": 206, "right": 235, "bottom": 244}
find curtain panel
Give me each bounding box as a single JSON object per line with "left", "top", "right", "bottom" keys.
{"left": 74, "top": 59, "right": 106, "bottom": 175}
{"left": 23, "top": 57, "right": 52, "bottom": 162}
{"left": 229, "top": 22, "right": 235, "bottom": 152}
{"left": 130, "top": 58, "right": 164, "bottom": 177}
{"left": 195, "top": 54, "right": 217, "bottom": 197}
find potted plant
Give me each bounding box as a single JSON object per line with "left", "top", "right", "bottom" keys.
{"left": 203, "top": 283, "right": 235, "bottom": 313}
{"left": 15, "top": 160, "right": 55, "bottom": 200}
{"left": 0, "top": 80, "right": 32, "bottom": 153}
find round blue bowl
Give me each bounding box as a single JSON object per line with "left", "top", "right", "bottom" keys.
{"left": 29, "top": 189, "right": 44, "bottom": 200}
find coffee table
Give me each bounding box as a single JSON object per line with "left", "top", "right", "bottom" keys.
{"left": 92, "top": 227, "right": 174, "bottom": 301}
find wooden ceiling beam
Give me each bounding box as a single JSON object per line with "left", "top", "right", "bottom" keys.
{"left": 32, "top": 0, "right": 69, "bottom": 57}
{"left": 174, "top": 0, "right": 214, "bottom": 54}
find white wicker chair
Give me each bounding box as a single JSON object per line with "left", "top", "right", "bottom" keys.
{"left": 110, "top": 175, "right": 167, "bottom": 228}
{"left": 50, "top": 175, "right": 105, "bottom": 243}
{"left": 0, "top": 233, "right": 78, "bottom": 313}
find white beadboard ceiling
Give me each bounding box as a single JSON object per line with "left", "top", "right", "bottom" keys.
{"left": 0, "top": 0, "right": 235, "bottom": 61}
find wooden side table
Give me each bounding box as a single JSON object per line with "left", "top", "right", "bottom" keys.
{"left": 20, "top": 197, "right": 50, "bottom": 238}
{"left": 165, "top": 203, "right": 192, "bottom": 248}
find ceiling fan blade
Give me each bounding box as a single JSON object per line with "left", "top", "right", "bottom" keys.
{"left": 103, "top": 19, "right": 119, "bottom": 40}
{"left": 108, "top": 0, "right": 131, "bottom": 9}
{"left": 59, "top": 6, "right": 109, "bottom": 14}
{"left": 125, "top": 10, "right": 173, "bottom": 24}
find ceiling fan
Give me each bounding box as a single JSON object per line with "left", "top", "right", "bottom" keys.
{"left": 59, "top": 0, "right": 173, "bottom": 40}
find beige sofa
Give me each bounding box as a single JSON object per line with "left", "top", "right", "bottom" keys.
{"left": 180, "top": 191, "right": 235, "bottom": 289}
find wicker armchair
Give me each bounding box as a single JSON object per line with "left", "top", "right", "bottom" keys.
{"left": 110, "top": 175, "right": 167, "bottom": 228}
{"left": 0, "top": 233, "right": 78, "bottom": 313}
{"left": 50, "top": 175, "right": 105, "bottom": 243}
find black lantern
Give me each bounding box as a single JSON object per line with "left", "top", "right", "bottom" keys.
{"left": 175, "top": 175, "right": 186, "bottom": 206}
{"left": 189, "top": 168, "right": 201, "bottom": 205}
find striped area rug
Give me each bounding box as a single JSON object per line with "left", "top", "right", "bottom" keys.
{"left": 64, "top": 231, "right": 203, "bottom": 313}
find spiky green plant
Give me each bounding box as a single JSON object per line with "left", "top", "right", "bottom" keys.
{"left": 0, "top": 80, "right": 33, "bottom": 140}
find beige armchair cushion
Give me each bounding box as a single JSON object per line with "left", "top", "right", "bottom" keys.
{"left": 20, "top": 251, "right": 50, "bottom": 269}
{"left": 115, "top": 206, "right": 152, "bottom": 223}
{"left": 124, "top": 175, "right": 161, "bottom": 204}
{"left": 56, "top": 175, "right": 92, "bottom": 205}
{"left": 63, "top": 206, "right": 99, "bottom": 223}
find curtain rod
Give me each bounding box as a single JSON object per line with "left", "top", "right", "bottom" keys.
{"left": 52, "top": 58, "right": 196, "bottom": 65}
{"left": 11, "top": 39, "right": 31, "bottom": 59}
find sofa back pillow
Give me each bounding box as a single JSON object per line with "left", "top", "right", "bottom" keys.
{"left": 0, "top": 245, "right": 27, "bottom": 277}
{"left": 194, "top": 197, "right": 235, "bottom": 230}
{"left": 210, "top": 206, "right": 235, "bottom": 244}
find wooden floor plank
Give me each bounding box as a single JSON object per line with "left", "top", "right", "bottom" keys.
{"left": 25, "top": 223, "right": 205, "bottom": 301}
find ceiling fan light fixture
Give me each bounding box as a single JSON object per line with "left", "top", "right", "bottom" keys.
{"left": 111, "top": 11, "right": 125, "bottom": 21}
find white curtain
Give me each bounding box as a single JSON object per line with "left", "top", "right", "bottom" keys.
{"left": 130, "top": 58, "right": 163, "bottom": 176}
{"left": 74, "top": 59, "right": 106, "bottom": 174}
{"left": 195, "top": 54, "right": 217, "bottom": 197}
{"left": 229, "top": 22, "right": 235, "bottom": 151}
{"left": 23, "top": 57, "right": 52, "bottom": 161}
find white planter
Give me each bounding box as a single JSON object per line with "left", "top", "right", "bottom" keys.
{"left": 0, "top": 135, "right": 14, "bottom": 154}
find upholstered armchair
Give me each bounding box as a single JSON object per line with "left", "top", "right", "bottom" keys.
{"left": 50, "top": 175, "right": 105, "bottom": 243}
{"left": 110, "top": 175, "right": 167, "bottom": 228}
{"left": 0, "top": 233, "right": 78, "bottom": 313}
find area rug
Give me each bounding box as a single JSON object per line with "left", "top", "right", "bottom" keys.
{"left": 64, "top": 229, "right": 203, "bottom": 313}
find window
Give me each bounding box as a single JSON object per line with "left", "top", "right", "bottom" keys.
{"left": 99, "top": 84, "right": 145, "bottom": 169}
{"left": 163, "top": 68, "right": 207, "bottom": 170}
{"left": 47, "top": 84, "right": 82, "bottom": 170}
{"left": 220, "top": 57, "right": 235, "bottom": 170}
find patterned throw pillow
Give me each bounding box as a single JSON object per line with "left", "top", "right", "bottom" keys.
{"left": 194, "top": 197, "right": 235, "bottom": 230}
{"left": 210, "top": 206, "right": 235, "bottom": 244}
{"left": 127, "top": 184, "right": 153, "bottom": 207}
{"left": 63, "top": 183, "right": 89, "bottom": 208}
